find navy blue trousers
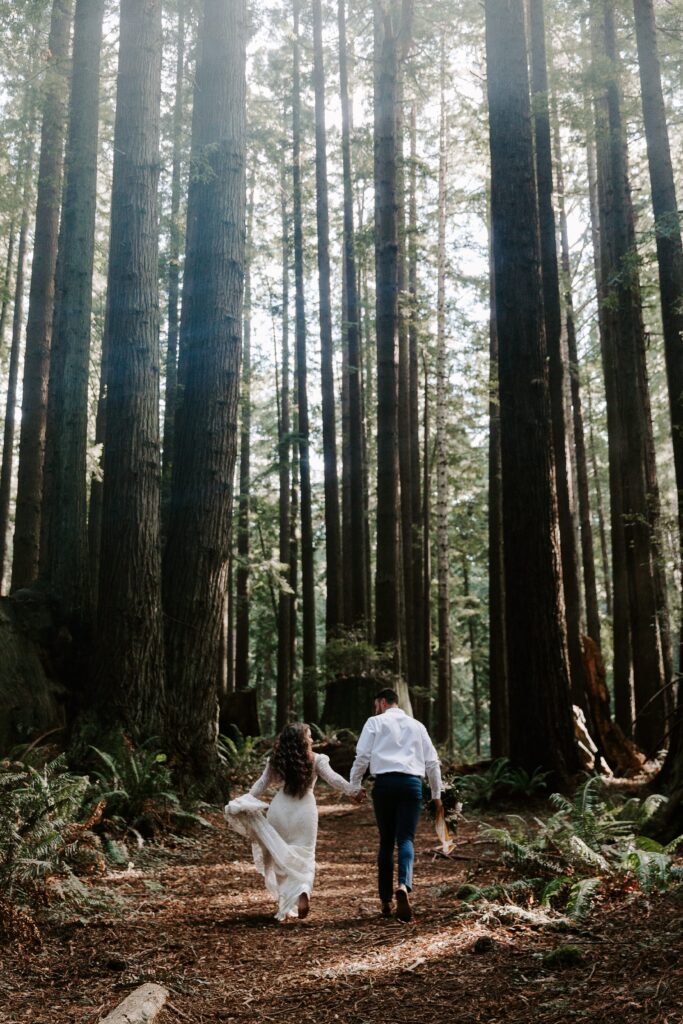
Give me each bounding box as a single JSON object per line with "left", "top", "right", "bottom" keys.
{"left": 372, "top": 772, "right": 423, "bottom": 903}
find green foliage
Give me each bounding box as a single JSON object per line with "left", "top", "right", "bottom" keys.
{"left": 217, "top": 731, "right": 262, "bottom": 789}
{"left": 448, "top": 758, "right": 550, "bottom": 808}
{"left": 0, "top": 755, "right": 105, "bottom": 937}
{"left": 475, "top": 777, "right": 683, "bottom": 922}
{"left": 87, "top": 736, "right": 210, "bottom": 837}
{"left": 321, "top": 631, "right": 380, "bottom": 681}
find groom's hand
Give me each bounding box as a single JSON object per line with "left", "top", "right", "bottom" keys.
{"left": 352, "top": 788, "right": 366, "bottom": 804}
{"left": 432, "top": 798, "right": 443, "bottom": 813}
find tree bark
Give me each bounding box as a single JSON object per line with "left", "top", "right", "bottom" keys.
{"left": 95, "top": 0, "right": 165, "bottom": 738}
{"left": 373, "top": 0, "right": 400, "bottom": 662}
{"left": 163, "top": 0, "right": 246, "bottom": 787}
{"left": 276, "top": 118, "right": 292, "bottom": 730}
{"left": 0, "top": 132, "right": 36, "bottom": 593}
{"left": 590, "top": 0, "right": 666, "bottom": 754}
{"left": 632, "top": 0, "right": 683, "bottom": 712}
{"left": 488, "top": 217, "right": 508, "bottom": 759}
{"left": 529, "top": 0, "right": 586, "bottom": 709}
{"left": 161, "top": 2, "right": 186, "bottom": 523}
{"left": 291, "top": 0, "right": 317, "bottom": 724}
{"left": 552, "top": 94, "right": 602, "bottom": 649}
{"left": 12, "top": 0, "right": 73, "bottom": 591}
{"left": 434, "top": 45, "right": 452, "bottom": 750}
{"left": 485, "top": 0, "right": 577, "bottom": 778}
{"left": 312, "top": 0, "right": 342, "bottom": 638}
{"left": 234, "top": 174, "right": 255, "bottom": 692}
{"left": 40, "top": 0, "right": 104, "bottom": 628}
{"left": 338, "top": 0, "right": 368, "bottom": 635}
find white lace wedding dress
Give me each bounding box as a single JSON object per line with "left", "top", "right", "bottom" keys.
{"left": 225, "top": 753, "right": 355, "bottom": 920}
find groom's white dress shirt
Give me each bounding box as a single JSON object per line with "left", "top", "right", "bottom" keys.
{"left": 349, "top": 707, "right": 443, "bottom": 798}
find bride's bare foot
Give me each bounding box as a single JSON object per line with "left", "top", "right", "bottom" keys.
{"left": 297, "top": 892, "right": 310, "bottom": 919}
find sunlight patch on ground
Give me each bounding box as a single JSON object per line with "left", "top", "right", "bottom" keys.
{"left": 309, "top": 927, "right": 471, "bottom": 979}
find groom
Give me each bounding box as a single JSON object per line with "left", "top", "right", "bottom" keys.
{"left": 349, "top": 687, "right": 443, "bottom": 921}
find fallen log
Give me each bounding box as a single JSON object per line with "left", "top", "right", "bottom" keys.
{"left": 100, "top": 983, "right": 169, "bottom": 1024}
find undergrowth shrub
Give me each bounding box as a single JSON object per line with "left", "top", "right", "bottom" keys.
{"left": 444, "top": 757, "right": 550, "bottom": 811}
{"left": 0, "top": 755, "right": 106, "bottom": 943}
{"left": 465, "top": 776, "right": 683, "bottom": 923}
{"left": 87, "top": 735, "right": 210, "bottom": 838}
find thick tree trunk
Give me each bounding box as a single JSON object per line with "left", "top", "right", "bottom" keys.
{"left": 434, "top": 48, "right": 452, "bottom": 750}
{"left": 12, "top": 0, "right": 73, "bottom": 591}
{"left": 312, "top": 0, "right": 342, "bottom": 638}
{"left": 161, "top": 3, "right": 186, "bottom": 521}
{"left": 632, "top": 0, "right": 683, "bottom": 722}
{"left": 590, "top": 0, "right": 666, "bottom": 755}
{"left": 41, "top": 0, "right": 104, "bottom": 629}
{"left": 485, "top": 0, "right": 577, "bottom": 779}
{"left": 95, "top": 0, "right": 165, "bottom": 738}
{"left": 373, "top": 0, "right": 400, "bottom": 662}
{"left": 0, "top": 136, "right": 35, "bottom": 593}
{"left": 529, "top": 0, "right": 586, "bottom": 710}
{"left": 234, "top": 176, "right": 255, "bottom": 692}
{"left": 338, "top": 0, "right": 368, "bottom": 635}
{"left": 276, "top": 123, "right": 292, "bottom": 731}
{"left": 291, "top": 0, "right": 317, "bottom": 724}
{"left": 163, "top": 0, "right": 246, "bottom": 787}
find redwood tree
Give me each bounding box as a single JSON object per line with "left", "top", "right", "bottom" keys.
{"left": 163, "top": 0, "right": 247, "bottom": 785}
{"left": 41, "top": 0, "right": 105, "bottom": 626}
{"left": 485, "top": 0, "right": 577, "bottom": 778}
{"left": 12, "top": 0, "right": 73, "bottom": 591}
{"left": 94, "top": 0, "right": 165, "bottom": 737}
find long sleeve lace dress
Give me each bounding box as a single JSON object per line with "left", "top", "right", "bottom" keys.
{"left": 225, "top": 753, "right": 355, "bottom": 920}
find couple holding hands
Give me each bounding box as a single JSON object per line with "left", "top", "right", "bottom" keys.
{"left": 225, "top": 687, "right": 443, "bottom": 923}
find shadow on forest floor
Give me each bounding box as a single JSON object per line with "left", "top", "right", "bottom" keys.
{"left": 1, "top": 796, "right": 682, "bottom": 1023}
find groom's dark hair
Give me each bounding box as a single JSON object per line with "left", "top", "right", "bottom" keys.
{"left": 375, "top": 687, "right": 398, "bottom": 704}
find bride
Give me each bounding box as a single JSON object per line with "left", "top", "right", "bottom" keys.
{"left": 225, "top": 722, "right": 362, "bottom": 921}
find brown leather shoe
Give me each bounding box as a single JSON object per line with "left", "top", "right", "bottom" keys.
{"left": 395, "top": 886, "right": 412, "bottom": 922}
{"left": 381, "top": 901, "right": 393, "bottom": 918}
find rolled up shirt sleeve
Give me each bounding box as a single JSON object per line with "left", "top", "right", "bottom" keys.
{"left": 421, "top": 727, "right": 443, "bottom": 799}
{"left": 349, "top": 719, "right": 375, "bottom": 790}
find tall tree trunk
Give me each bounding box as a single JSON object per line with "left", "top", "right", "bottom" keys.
{"left": 276, "top": 120, "right": 292, "bottom": 730}
{"left": 41, "top": 0, "right": 104, "bottom": 628}
{"left": 338, "top": 0, "right": 368, "bottom": 634}
{"left": 373, "top": 0, "right": 400, "bottom": 663}
{"left": 552, "top": 96, "right": 602, "bottom": 649}
{"left": 434, "top": 45, "right": 452, "bottom": 749}
{"left": 422, "top": 352, "right": 432, "bottom": 730}
{"left": 590, "top": 0, "right": 666, "bottom": 754}
{"left": 12, "top": 0, "right": 73, "bottom": 591}
{"left": 312, "top": 0, "right": 342, "bottom": 638}
{"left": 95, "top": 0, "right": 165, "bottom": 737}
{"left": 488, "top": 219, "right": 508, "bottom": 758}
{"left": 0, "top": 134, "right": 36, "bottom": 592}
{"left": 632, "top": 0, "right": 683, "bottom": 710}
{"left": 163, "top": 0, "right": 246, "bottom": 787}
{"left": 529, "top": 0, "right": 586, "bottom": 709}
{"left": 234, "top": 175, "right": 255, "bottom": 692}
{"left": 408, "top": 101, "right": 426, "bottom": 718}
{"left": 485, "top": 0, "right": 577, "bottom": 778}
{"left": 161, "top": 2, "right": 186, "bottom": 521}
{"left": 585, "top": 379, "right": 614, "bottom": 620}
{"left": 291, "top": 0, "right": 317, "bottom": 724}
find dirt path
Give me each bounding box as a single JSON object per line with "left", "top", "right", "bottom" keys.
{"left": 1, "top": 795, "right": 682, "bottom": 1023}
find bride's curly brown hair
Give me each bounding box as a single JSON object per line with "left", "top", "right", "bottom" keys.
{"left": 269, "top": 723, "right": 315, "bottom": 798}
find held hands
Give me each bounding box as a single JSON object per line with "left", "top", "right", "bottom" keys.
{"left": 351, "top": 788, "right": 367, "bottom": 805}
{"left": 431, "top": 797, "right": 444, "bottom": 813}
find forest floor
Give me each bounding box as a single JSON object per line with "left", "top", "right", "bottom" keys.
{"left": 1, "top": 793, "right": 682, "bottom": 1024}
